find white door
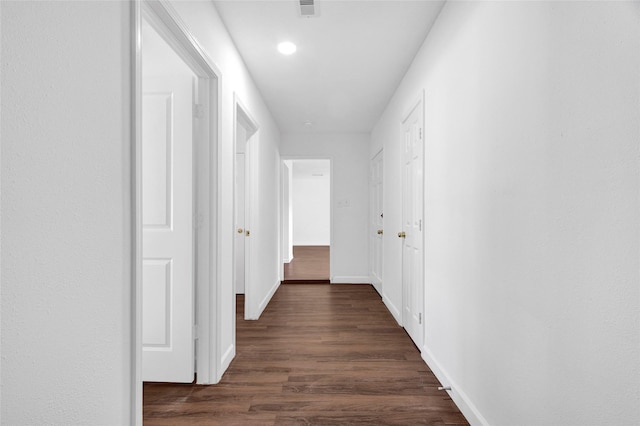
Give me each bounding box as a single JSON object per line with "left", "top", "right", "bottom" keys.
{"left": 234, "top": 111, "right": 256, "bottom": 318}
{"left": 242, "top": 133, "right": 252, "bottom": 318}
{"left": 141, "top": 72, "right": 195, "bottom": 381}
{"left": 235, "top": 151, "right": 245, "bottom": 294}
{"left": 401, "top": 100, "right": 424, "bottom": 348}
{"left": 370, "top": 150, "right": 384, "bottom": 293}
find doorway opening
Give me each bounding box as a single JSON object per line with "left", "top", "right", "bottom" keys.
{"left": 134, "top": 1, "right": 222, "bottom": 422}
{"left": 281, "top": 159, "right": 331, "bottom": 284}
{"left": 233, "top": 95, "right": 259, "bottom": 320}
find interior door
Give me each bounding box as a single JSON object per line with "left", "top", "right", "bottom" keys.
{"left": 401, "top": 100, "right": 424, "bottom": 348}
{"left": 370, "top": 150, "right": 384, "bottom": 293}
{"left": 235, "top": 150, "right": 246, "bottom": 294}
{"left": 242, "top": 133, "right": 252, "bottom": 318}
{"left": 141, "top": 61, "right": 196, "bottom": 381}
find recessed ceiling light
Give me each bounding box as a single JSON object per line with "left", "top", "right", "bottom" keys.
{"left": 278, "top": 41, "right": 297, "bottom": 55}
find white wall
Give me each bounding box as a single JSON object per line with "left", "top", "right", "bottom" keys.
{"left": 372, "top": 1, "right": 640, "bottom": 425}
{"left": 281, "top": 134, "right": 369, "bottom": 283}
{"left": 169, "top": 0, "right": 282, "bottom": 357}
{"left": 292, "top": 161, "right": 331, "bottom": 246}
{"left": 1, "top": 2, "right": 284, "bottom": 423}
{"left": 1, "top": 1, "right": 132, "bottom": 424}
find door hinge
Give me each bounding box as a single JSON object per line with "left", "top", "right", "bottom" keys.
{"left": 193, "top": 324, "right": 199, "bottom": 340}
{"left": 419, "top": 313, "right": 422, "bottom": 325}
{"left": 193, "top": 104, "right": 204, "bottom": 119}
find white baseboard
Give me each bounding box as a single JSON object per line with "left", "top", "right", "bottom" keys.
{"left": 283, "top": 256, "right": 293, "bottom": 264}
{"left": 331, "top": 275, "right": 371, "bottom": 284}
{"left": 382, "top": 293, "right": 402, "bottom": 326}
{"left": 217, "top": 343, "right": 235, "bottom": 383}
{"left": 421, "top": 345, "right": 488, "bottom": 426}
{"left": 369, "top": 275, "right": 382, "bottom": 295}
{"left": 254, "top": 279, "right": 280, "bottom": 319}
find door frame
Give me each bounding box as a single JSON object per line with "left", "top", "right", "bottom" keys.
{"left": 233, "top": 94, "right": 259, "bottom": 321}
{"left": 279, "top": 156, "right": 334, "bottom": 282}
{"left": 400, "top": 90, "right": 425, "bottom": 343}
{"left": 132, "top": 0, "right": 222, "bottom": 423}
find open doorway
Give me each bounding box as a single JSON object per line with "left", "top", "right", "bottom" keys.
{"left": 233, "top": 96, "right": 259, "bottom": 319}
{"left": 281, "top": 159, "right": 331, "bottom": 283}
{"left": 135, "top": 2, "right": 222, "bottom": 419}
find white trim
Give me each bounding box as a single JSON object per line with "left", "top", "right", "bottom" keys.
{"left": 421, "top": 345, "right": 488, "bottom": 426}
{"left": 382, "top": 293, "right": 402, "bottom": 326}
{"left": 218, "top": 344, "right": 235, "bottom": 382}
{"left": 249, "top": 279, "right": 280, "bottom": 321}
{"left": 283, "top": 256, "right": 293, "bottom": 264}
{"left": 331, "top": 276, "right": 371, "bottom": 284}
{"left": 131, "top": 2, "right": 142, "bottom": 425}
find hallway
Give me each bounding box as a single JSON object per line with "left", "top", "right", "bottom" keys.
{"left": 144, "top": 284, "right": 467, "bottom": 425}
{"left": 3, "top": 1, "right": 639, "bottom": 423}
{"left": 283, "top": 246, "right": 330, "bottom": 283}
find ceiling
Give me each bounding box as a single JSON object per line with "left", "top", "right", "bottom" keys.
{"left": 213, "top": 0, "right": 445, "bottom": 134}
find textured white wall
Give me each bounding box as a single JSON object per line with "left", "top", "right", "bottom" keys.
{"left": 1, "top": 1, "right": 132, "bottom": 424}
{"left": 372, "top": 1, "right": 640, "bottom": 424}
{"left": 281, "top": 134, "right": 369, "bottom": 283}
{"left": 169, "top": 0, "right": 282, "bottom": 353}
{"left": 292, "top": 169, "right": 331, "bottom": 246}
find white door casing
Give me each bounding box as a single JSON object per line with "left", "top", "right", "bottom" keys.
{"left": 401, "top": 95, "right": 425, "bottom": 349}
{"left": 370, "top": 150, "right": 384, "bottom": 293}
{"left": 141, "top": 70, "right": 196, "bottom": 382}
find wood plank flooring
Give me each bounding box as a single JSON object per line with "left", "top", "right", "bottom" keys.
{"left": 283, "top": 246, "right": 330, "bottom": 283}
{"left": 144, "top": 284, "right": 468, "bottom": 425}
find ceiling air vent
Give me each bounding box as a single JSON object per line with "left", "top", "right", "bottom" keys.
{"left": 299, "top": 0, "right": 316, "bottom": 17}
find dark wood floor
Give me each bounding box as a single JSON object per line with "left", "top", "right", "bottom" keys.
{"left": 283, "top": 245, "right": 330, "bottom": 283}
{"left": 144, "top": 284, "right": 468, "bottom": 425}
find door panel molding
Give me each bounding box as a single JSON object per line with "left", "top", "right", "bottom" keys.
{"left": 141, "top": 68, "right": 195, "bottom": 383}
{"left": 400, "top": 90, "right": 425, "bottom": 349}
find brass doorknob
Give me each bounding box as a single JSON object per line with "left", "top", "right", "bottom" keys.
{"left": 398, "top": 231, "right": 406, "bottom": 238}
{"left": 377, "top": 229, "right": 383, "bottom": 235}
{"left": 237, "top": 228, "right": 244, "bottom": 234}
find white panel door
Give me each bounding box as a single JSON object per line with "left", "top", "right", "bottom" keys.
{"left": 370, "top": 150, "right": 384, "bottom": 293}
{"left": 235, "top": 152, "right": 245, "bottom": 294}
{"left": 142, "top": 73, "right": 194, "bottom": 383}
{"left": 401, "top": 101, "right": 424, "bottom": 348}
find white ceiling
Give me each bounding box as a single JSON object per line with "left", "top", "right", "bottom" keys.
{"left": 213, "top": 0, "right": 445, "bottom": 134}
